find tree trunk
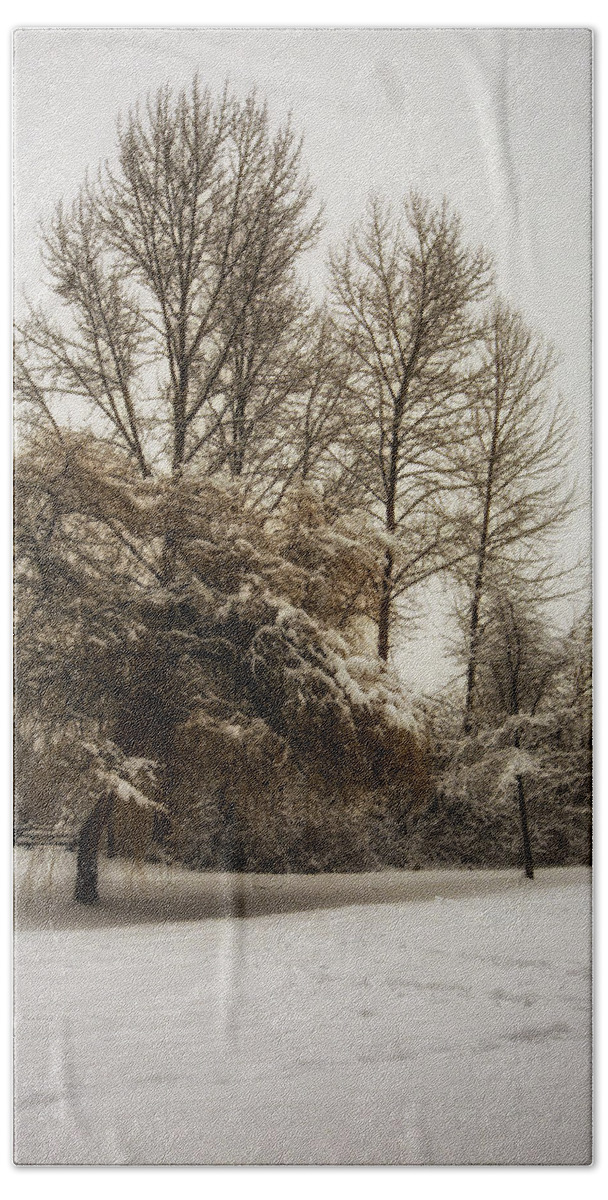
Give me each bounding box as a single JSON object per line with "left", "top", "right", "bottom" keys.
{"left": 74, "top": 795, "right": 113, "bottom": 904}
{"left": 516, "top": 774, "right": 534, "bottom": 880}
{"left": 463, "top": 379, "right": 501, "bottom": 733}
{"left": 219, "top": 796, "right": 247, "bottom": 873}
{"left": 377, "top": 548, "right": 394, "bottom": 662}
{"left": 378, "top": 382, "right": 402, "bottom": 661}
{"left": 463, "top": 575, "right": 484, "bottom": 733}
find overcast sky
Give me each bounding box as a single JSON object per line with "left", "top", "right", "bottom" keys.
{"left": 13, "top": 27, "right": 592, "bottom": 691}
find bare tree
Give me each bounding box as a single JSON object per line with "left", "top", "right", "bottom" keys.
{"left": 330, "top": 194, "right": 492, "bottom": 660}
{"left": 15, "top": 80, "right": 321, "bottom": 484}
{"left": 450, "top": 301, "right": 575, "bottom": 733}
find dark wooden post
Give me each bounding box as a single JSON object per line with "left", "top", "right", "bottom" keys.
{"left": 516, "top": 775, "right": 534, "bottom": 880}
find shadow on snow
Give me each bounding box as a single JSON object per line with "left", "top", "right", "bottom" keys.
{"left": 13, "top": 848, "right": 589, "bottom": 933}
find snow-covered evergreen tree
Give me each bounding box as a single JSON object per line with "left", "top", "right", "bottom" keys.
{"left": 15, "top": 430, "right": 429, "bottom": 897}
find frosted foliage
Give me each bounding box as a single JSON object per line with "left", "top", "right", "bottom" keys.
{"left": 15, "top": 433, "right": 426, "bottom": 871}
{"left": 15, "top": 721, "right": 160, "bottom": 838}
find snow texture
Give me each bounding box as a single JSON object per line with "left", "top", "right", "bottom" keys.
{"left": 14, "top": 849, "right": 591, "bottom": 1165}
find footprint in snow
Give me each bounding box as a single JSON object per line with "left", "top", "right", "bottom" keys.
{"left": 505, "top": 1021, "right": 571, "bottom": 1044}
{"left": 490, "top": 987, "right": 537, "bottom": 1008}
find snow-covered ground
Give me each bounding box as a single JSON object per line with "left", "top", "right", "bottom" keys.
{"left": 13, "top": 848, "right": 592, "bottom": 1165}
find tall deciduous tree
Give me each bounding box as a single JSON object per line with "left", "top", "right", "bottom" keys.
{"left": 330, "top": 194, "right": 492, "bottom": 661}
{"left": 450, "top": 301, "right": 574, "bottom": 732}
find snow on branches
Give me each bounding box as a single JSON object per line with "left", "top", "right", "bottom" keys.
{"left": 15, "top": 432, "right": 428, "bottom": 879}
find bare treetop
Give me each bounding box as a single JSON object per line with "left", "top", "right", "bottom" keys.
{"left": 330, "top": 193, "right": 492, "bottom": 658}
{"left": 17, "top": 78, "right": 321, "bottom": 478}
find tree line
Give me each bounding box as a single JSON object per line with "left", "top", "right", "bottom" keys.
{"left": 14, "top": 79, "right": 590, "bottom": 898}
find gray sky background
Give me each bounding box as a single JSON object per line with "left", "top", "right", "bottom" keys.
{"left": 13, "top": 27, "right": 592, "bottom": 692}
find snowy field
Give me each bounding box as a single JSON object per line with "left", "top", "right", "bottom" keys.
{"left": 13, "top": 848, "right": 592, "bottom": 1165}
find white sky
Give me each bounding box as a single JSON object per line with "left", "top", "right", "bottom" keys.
{"left": 12, "top": 27, "right": 592, "bottom": 691}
